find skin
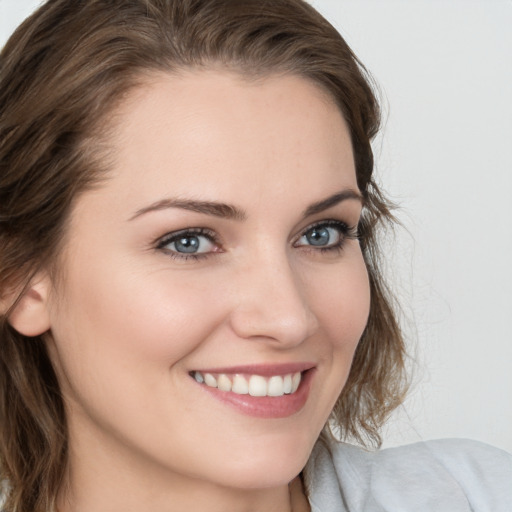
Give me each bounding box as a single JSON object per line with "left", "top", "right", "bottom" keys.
{"left": 28, "top": 71, "right": 370, "bottom": 511}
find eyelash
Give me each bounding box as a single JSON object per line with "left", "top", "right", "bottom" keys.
{"left": 295, "top": 219, "right": 359, "bottom": 254}
{"left": 156, "top": 227, "right": 221, "bottom": 261}
{"left": 155, "top": 220, "right": 359, "bottom": 261}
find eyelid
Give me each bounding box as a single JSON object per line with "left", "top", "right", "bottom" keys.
{"left": 155, "top": 227, "right": 219, "bottom": 248}
{"left": 153, "top": 218, "right": 358, "bottom": 262}
{"left": 293, "top": 219, "right": 358, "bottom": 246}
{"left": 155, "top": 227, "right": 223, "bottom": 260}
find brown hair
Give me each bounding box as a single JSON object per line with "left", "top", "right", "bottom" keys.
{"left": 0, "top": 0, "right": 407, "bottom": 510}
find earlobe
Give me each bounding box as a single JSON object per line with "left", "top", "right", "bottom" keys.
{"left": 5, "top": 277, "right": 52, "bottom": 337}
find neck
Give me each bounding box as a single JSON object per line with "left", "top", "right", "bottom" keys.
{"left": 59, "top": 474, "right": 295, "bottom": 512}
{"left": 58, "top": 425, "right": 306, "bottom": 512}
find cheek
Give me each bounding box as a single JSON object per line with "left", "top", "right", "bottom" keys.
{"left": 308, "top": 249, "right": 371, "bottom": 352}
{"left": 46, "top": 255, "right": 225, "bottom": 393}
{"left": 287, "top": 248, "right": 370, "bottom": 440}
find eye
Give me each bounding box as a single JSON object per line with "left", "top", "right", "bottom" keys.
{"left": 156, "top": 228, "right": 219, "bottom": 259}
{"left": 295, "top": 220, "right": 357, "bottom": 251}
{"left": 299, "top": 225, "right": 340, "bottom": 247}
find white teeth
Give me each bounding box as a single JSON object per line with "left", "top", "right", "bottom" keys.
{"left": 193, "top": 371, "right": 303, "bottom": 397}
{"left": 283, "top": 374, "right": 292, "bottom": 394}
{"left": 232, "top": 374, "right": 249, "bottom": 395}
{"left": 217, "top": 374, "right": 232, "bottom": 392}
{"left": 291, "top": 372, "right": 301, "bottom": 393}
{"left": 268, "top": 376, "right": 285, "bottom": 397}
{"left": 248, "top": 375, "right": 267, "bottom": 396}
{"left": 204, "top": 373, "right": 217, "bottom": 388}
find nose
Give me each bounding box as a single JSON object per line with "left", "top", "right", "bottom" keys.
{"left": 228, "top": 254, "right": 319, "bottom": 348}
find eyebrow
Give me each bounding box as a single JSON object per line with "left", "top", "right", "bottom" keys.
{"left": 129, "top": 198, "right": 247, "bottom": 221}
{"left": 302, "top": 189, "right": 363, "bottom": 218}
{"left": 128, "top": 189, "right": 363, "bottom": 222}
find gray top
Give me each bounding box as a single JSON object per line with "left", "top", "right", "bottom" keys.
{"left": 304, "top": 438, "right": 512, "bottom": 511}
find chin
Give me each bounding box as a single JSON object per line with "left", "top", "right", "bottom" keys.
{"left": 213, "top": 458, "right": 308, "bottom": 490}
{"left": 199, "top": 428, "right": 317, "bottom": 490}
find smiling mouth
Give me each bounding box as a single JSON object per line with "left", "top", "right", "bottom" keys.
{"left": 190, "top": 371, "right": 302, "bottom": 397}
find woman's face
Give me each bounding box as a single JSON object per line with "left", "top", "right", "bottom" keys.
{"left": 44, "top": 71, "right": 370, "bottom": 492}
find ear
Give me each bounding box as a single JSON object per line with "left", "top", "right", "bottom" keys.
{"left": 5, "top": 276, "right": 52, "bottom": 337}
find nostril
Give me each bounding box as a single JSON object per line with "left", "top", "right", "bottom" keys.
{"left": 228, "top": 306, "right": 315, "bottom": 346}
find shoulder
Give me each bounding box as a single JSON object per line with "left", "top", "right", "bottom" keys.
{"left": 304, "top": 438, "right": 512, "bottom": 512}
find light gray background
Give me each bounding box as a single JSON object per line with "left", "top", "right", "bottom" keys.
{"left": 2, "top": 0, "right": 511, "bottom": 452}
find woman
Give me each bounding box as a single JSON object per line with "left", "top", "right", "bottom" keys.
{"left": 0, "top": 1, "right": 510, "bottom": 511}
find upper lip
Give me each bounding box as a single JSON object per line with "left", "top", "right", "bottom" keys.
{"left": 191, "top": 362, "right": 315, "bottom": 376}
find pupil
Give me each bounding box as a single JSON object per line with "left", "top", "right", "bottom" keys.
{"left": 307, "top": 227, "right": 330, "bottom": 246}
{"left": 175, "top": 236, "right": 200, "bottom": 253}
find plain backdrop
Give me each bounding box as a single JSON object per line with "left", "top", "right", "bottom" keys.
{"left": 1, "top": 0, "right": 511, "bottom": 453}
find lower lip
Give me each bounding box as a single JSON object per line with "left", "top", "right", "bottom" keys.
{"left": 194, "top": 369, "right": 315, "bottom": 419}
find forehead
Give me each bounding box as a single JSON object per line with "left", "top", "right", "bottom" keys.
{"left": 87, "top": 70, "right": 357, "bottom": 215}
